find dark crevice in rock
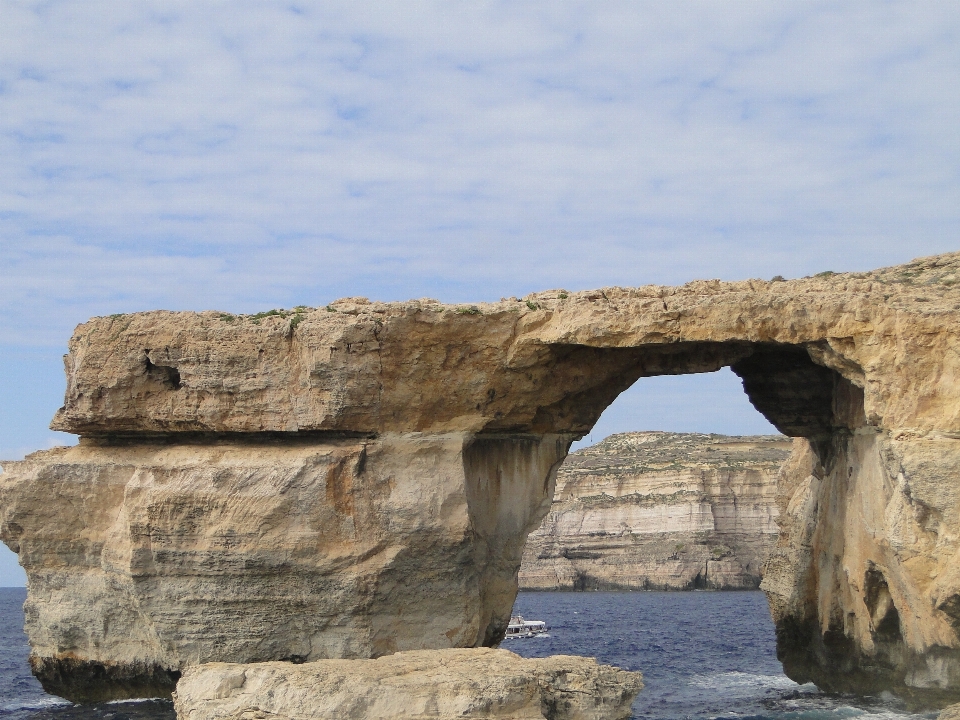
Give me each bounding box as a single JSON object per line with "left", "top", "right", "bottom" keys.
{"left": 731, "top": 344, "right": 837, "bottom": 440}
{"left": 143, "top": 353, "right": 182, "bottom": 390}
{"left": 864, "top": 566, "right": 903, "bottom": 642}
{"left": 29, "top": 655, "right": 180, "bottom": 704}
{"left": 572, "top": 572, "right": 601, "bottom": 591}
{"left": 938, "top": 594, "right": 960, "bottom": 635}
{"left": 79, "top": 430, "right": 380, "bottom": 446}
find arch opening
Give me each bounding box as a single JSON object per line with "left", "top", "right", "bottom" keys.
{"left": 512, "top": 340, "right": 870, "bottom": 597}
{"left": 521, "top": 340, "right": 865, "bottom": 455}
{"left": 511, "top": 338, "right": 922, "bottom": 701}
{"left": 517, "top": 344, "right": 812, "bottom": 596}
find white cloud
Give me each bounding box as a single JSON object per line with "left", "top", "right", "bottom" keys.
{"left": 0, "top": 1, "right": 958, "bottom": 457}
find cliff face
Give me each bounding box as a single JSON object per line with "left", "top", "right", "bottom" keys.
{"left": 519, "top": 432, "right": 790, "bottom": 591}
{"left": 762, "top": 412, "right": 960, "bottom": 702}
{"left": 1, "top": 434, "right": 568, "bottom": 702}
{"left": 2, "top": 252, "right": 960, "bottom": 705}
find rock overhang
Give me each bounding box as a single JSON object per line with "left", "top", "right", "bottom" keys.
{"left": 48, "top": 251, "right": 960, "bottom": 441}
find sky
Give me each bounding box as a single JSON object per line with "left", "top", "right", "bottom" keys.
{"left": 1, "top": 1, "right": 959, "bottom": 585}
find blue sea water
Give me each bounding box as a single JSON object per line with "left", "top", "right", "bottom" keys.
{"left": 0, "top": 587, "right": 938, "bottom": 720}
{"left": 508, "top": 591, "right": 935, "bottom": 720}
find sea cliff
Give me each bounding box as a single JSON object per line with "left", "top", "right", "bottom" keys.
{"left": 519, "top": 432, "right": 790, "bottom": 591}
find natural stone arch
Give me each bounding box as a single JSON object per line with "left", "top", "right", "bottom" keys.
{"left": 3, "top": 252, "right": 960, "bottom": 705}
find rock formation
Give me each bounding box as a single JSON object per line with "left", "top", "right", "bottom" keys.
{"left": 2, "top": 252, "right": 960, "bottom": 705}
{"left": 0, "top": 436, "right": 568, "bottom": 702}
{"left": 940, "top": 703, "right": 960, "bottom": 720}
{"left": 173, "top": 649, "right": 643, "bottom": 720}
{"left": 519, "top": 432, "right": 790, "bottom": 591}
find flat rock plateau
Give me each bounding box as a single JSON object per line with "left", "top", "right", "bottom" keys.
{"left": 173, "top": 648, "right": 643, "bottom": 720}
{"left": 519, "top": 432, "right": 791, "bottom": 591}
{"left": 3, "top": 251, "right": 960, "bottom": 708}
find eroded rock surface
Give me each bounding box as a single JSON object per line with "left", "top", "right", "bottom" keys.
{"left": 940, "top": 702, "right": 960, "bottom": 720}
{"left": 1, "top": 435, "right": 567, "bottom": 702}
{"left": 519, "top": 432, "right": 789, "bottom": 591}
{"left": 172, "top": 649, "right": 643, "bottom": 720}
{"left": 3, "top": 252, "right": 960, "bottom": 704}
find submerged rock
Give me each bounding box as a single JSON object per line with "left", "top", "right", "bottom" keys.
{"left": 520, "top": 432, "right": 789, "bottom": 591}
{"left": 172, "top": 648, "right": 643, "bottom": 720}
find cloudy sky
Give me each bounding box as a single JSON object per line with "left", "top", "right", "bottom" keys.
{"left": 1, "top": 1, "right": 959, "bottom": 584}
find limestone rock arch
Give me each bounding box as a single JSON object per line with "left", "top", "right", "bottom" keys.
{"left": 2, "top": 252, "right": 960, "bottom": 704}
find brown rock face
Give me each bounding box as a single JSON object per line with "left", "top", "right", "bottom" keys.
{"left": 519, "top": 432, "right": 790, "bottom": 591}
{"left": 2, "top": 252, "right": 960, "bottom": 705}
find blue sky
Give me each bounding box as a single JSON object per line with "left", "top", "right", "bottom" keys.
{"left": 1, "top": 1, "right": 959, "bottom": 584}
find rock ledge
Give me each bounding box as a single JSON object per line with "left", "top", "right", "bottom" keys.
{"left": 173, "top": 648, "right": 643, "bottom": 720}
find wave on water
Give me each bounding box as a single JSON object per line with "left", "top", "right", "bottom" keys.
{"left": 0, "top": 699, "right": 176, "bottom": 720}
{"left": 687, "top": 670, "right": 809, "bottom": 695}
{"left": 766, "top": 694, "right": 940, "bottom": 720}
{"left": 507, "top": 591, "right": 941, "bottom": 720}
{"left": 0, "top": 698, "right": 70, "bottom": 713}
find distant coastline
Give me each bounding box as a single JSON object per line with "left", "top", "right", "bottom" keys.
{"left": 519, "top": 431, "right": 791, "bottom": 591}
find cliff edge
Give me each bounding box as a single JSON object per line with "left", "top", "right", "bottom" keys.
{"left": 173, "top": 649, "right": 642, "bottom": 720}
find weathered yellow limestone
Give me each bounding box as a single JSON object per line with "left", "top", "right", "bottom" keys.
{"left": 173, "top": 649, "right": 643, "bottom": 720}
{"left": 2, "top": 252, "right": 960, "bottom": 705}
{"left": 1, "top": 434, "right": 570, "bottom": 702}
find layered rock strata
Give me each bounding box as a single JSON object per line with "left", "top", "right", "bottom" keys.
{"left": 1, "top": 435, "right": 567, "bottom": 702}
{"left": 2, "top": 252, "right": 960, "bottom": 705}
{"left": 519, "top": 432, "right": 790, "bottom": 591}
{"left": 172, "top": 649, "right": 643, "bottom": 720}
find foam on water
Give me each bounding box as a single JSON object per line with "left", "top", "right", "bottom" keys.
{"left": 0, "top": 699, "right": 70, "bottom": 713}
{"left": 687, "top": 671, "right": 806, "bottom": 695}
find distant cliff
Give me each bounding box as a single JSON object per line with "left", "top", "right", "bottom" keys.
{"left": 519, "top": 432, "right": 791, "bottom": 591}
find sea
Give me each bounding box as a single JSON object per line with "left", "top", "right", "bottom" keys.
{"left": 0, "top": 587, "right": 939, "bottom": 720}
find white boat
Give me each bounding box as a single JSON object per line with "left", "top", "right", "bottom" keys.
{"left": 504, "top": 615, "right": 548, "bottom": 639}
